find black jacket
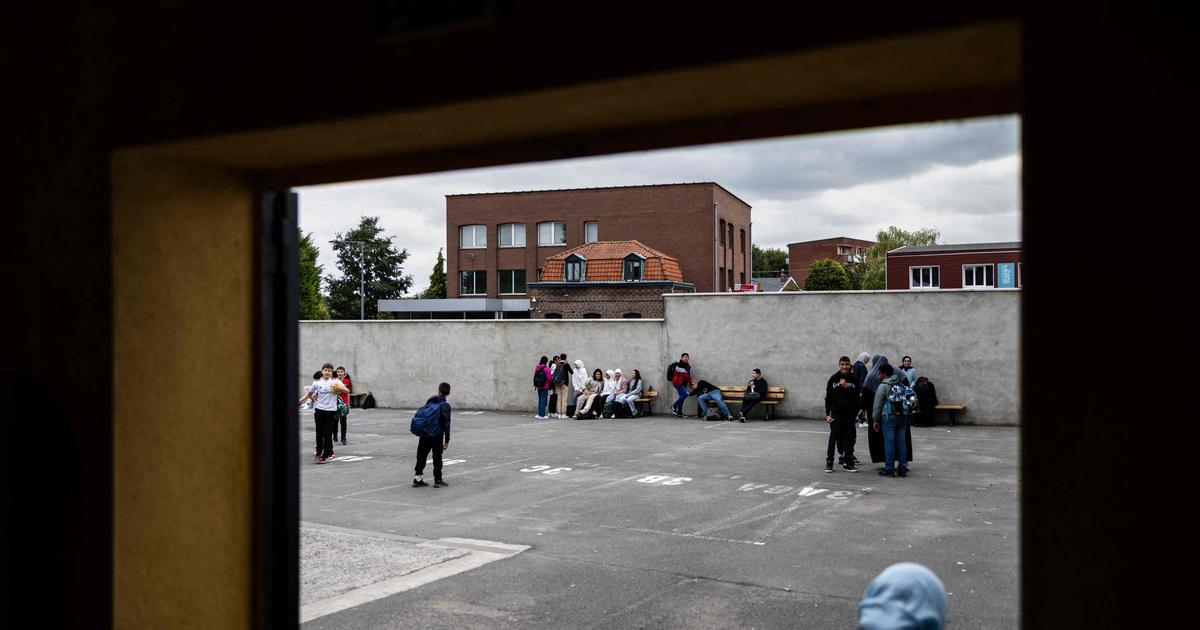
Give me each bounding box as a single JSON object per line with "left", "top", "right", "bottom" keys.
{"left": 424, "top": 394, "right": 452, "bottom": 441}
{"left": 852, "top": 361, "right": 868, "bottom": 387}
{"left": 825, "top": 369, "right": 860, "bottom": 414}
{"left": 688, "top": 380, "right": 719, "bottom": 397}
{"left": 745, "top": 377, "right": 768, "bottom": 395}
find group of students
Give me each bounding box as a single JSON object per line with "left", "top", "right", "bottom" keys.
{"left": 533, "top": 354, "right": 646, "bottom": 419}
{"left": 824, "top": 353, "right": 938, "bottom": 477}
{"left": 298, "top": 363, "right": 353, "bottom": 464}
{"left": 667, "top": 353, "right": 770, "bottom": 422}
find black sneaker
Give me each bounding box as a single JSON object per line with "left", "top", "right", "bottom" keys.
{"left": 843, "top": 463, "right": 858, "bottom": 473}
{"left": 878, "top": 469, "right": 895, "bottom": 477}
{"left": 434, "top": 479, "right": 449, "bottom": 487}
{"left": 824, "top": 463, "right": 834, "bottom": 473}
{"left": 897, "top": 469, "right": 908, "bottom": 478}
{"left": 738, "top": 414, "right": 746, "bottom": 423}
{"left": 412, "top": 479, "right": 428, "bottom": 487}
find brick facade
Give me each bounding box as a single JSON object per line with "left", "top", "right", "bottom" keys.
{"left": 529, "top": 282, "right": 693, "bottom": 319}
{"left": 446, "top": 183, "right": 752, "bottom": 298}
{"left": 887, "top": 244, "right": 1023, "bottom": 290}
{"left": 787, "top": 237, "right": 877, "bottom": 287}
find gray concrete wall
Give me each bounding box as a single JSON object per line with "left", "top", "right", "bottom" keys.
{"left": 663, "top": 290, "right": 1020, "bottom": 424}
{"left": 301, "top": 290, "right": 1019, "bottom": 424}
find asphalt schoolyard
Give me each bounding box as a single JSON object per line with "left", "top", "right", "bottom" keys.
{"left": 300, "top": 405, "right": 1018, "bottom": 629}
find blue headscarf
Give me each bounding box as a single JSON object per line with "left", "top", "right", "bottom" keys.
{"left": 864, "top": 355, "right": 890, "bottom": 392}
{"left": 858, "top": 562, "right": 947, "bottom": 630}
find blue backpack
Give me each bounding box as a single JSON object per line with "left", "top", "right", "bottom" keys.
{"left": 410, "top": 400, "right": 444, "bottom": 437}
{"left": 886, "top": 382, "right": 920, "bottom": 416}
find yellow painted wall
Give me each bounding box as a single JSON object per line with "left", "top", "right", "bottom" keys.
{"left": 112, "top": 154, "right": 256, "bottom": 629}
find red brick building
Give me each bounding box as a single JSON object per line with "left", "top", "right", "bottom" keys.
{"left": 787, "top": 236, "right": 877, "bottom": 287}
{"left": 446, "top": 183, "right": 751, "bottom": 299}
{"left": 887, "top": 242, "right": 1023, "bottom": 290}
{"left": 529, "top": 241, "right": 694, "bottom": 318}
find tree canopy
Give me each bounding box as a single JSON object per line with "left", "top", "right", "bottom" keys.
{"left": 325, "top": 216, "right": 413, "bottom": 319}
{"left": 853, "top": 226, "right": 940, "bottom": 290}
{"left": 752, "top": 244, "right": 789, "bottom": 277}
{"left": 804, "top": 258, "right": 851, "bottom": 291}
{"left": 298, "top": 229, "right": 330, "bottom": 320}
{"left": 423, "top": 247, "right": 447, "bottom": 299}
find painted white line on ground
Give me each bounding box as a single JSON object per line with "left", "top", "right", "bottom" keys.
{"left": 300, "top": 535, "right": 530, "bottom": 623}
{"left": 598, "top": 524, "right": 765, "bottom": 546}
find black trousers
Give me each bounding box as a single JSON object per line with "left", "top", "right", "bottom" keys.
{"left": 826, "top": 409, "right": 856, "bottom": 463}
{"left": 415, "top": 435, "right": 444, "bottom": 480}
{"left": 314, "top": 408, "right": 337, "bottom": 458}
{"left": 740, "top": 399, "right": 760, "bottom": 416}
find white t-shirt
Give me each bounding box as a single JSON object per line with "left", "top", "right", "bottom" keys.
{"left": 309, "top": 378, "right": 340, "bottom": 411}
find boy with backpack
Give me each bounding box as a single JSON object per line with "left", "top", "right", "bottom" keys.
{"left": 871, "top": 364, "right": 916, "bottom": 478}
{"left": 667, "top": 353, "right": 693, "bottom": 417}
{"left": 411, "top": 382, "right": 452, "bottom": 488}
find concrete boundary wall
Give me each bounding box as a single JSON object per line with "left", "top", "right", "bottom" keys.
{"left": 301, "top": 290, "right": 1019, "bottom": 424}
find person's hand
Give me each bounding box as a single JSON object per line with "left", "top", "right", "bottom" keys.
{"left": 873, "top": 422, "right": 881, "bottom": 432}
{"left": 825, "top": 414, "right": 833, "bottom": 424}
{"left": 442, "top": 441, "right": 449, "bottom": 451}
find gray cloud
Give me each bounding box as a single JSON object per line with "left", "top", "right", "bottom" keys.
{"left": 299, "top": 115, "right": 1020, "bottom": 294}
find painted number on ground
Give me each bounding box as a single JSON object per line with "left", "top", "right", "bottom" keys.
{"left": 737, "top": 483, "right": 857, "bottom": 500}
{"left": 519, "top": 465, "right": 573, "bottom": 475}
{"left": 637, "top": 475, "right": 692, "bottom": 486}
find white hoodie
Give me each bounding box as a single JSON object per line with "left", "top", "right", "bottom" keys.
{"left": 572, "top": 359, "right": 589, "bottom": 392}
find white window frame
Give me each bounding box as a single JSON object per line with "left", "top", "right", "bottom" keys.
{"left": 498, "top": 223, "right": 526, "bottom": 248}
{"left": 909, "top": 265, "right": 940, "bottom": 290}
{"left": 459, "top": 270, "right": 486, "bottom": 295}
{"left": 538, "top": 221, "right": 567, "bottom": 246}
{"left": 1018, "top": 263, "right": 1023, "bottom": 288}
{"left": 459, "top": 224, "right": 486, "bottom": 249}
{"left": 498, "top": 269, "right": 527, "bottom": 295}
{"left": 584, "top": 221, "right": 599, "bottom": 243}
{"left": 962, "top": 264, "right": 995, "bottom": 289}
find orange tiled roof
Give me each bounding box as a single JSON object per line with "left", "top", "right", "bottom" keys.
{"left": 540, "top": 240, "right": 685, "bottom": 282}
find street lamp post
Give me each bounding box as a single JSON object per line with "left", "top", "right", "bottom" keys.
{"left": 331, "top": 239, "right": 367, "bottom": 319}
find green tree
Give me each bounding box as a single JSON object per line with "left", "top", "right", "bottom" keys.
{"left": 858, "top": 226, "right": 940, "bottom": 290}
{"left": 422, "top": 247, "right": 447, "bottom": 299}
{"left": 325, "top": 216, "right": 413, "bottom": 319}
{"left": 298, "top": 229, "right": 330, "bottom": 320}
{"left": 804, "top": 258, "right": 851, "bottom": 291}
{"left": 752, "top": 245, "right": 789, "bottom": 277}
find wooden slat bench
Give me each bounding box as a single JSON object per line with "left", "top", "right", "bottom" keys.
{"left": 718, "top": 386, "right": 786, "bottom": 420}
{"left": 634, "top": 389, "right": 658, "bottom": 416}
{"left": 934, "top": 404, "right": 966, "bottom": 426}
{"left": 349, "top": 392, "right": 369, "bottom": 408}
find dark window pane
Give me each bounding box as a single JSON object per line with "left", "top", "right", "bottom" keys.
{"left": 932, "top": 267, "right": 939, "bottom": 286}
{"left": 514, "top": 269, "right": 526, "bottom": 293}
{"left": 623, "top": 312, "right": 642, "bottom": 318}
{"left": 583, "top": 313, "right": 601, "bottom": 319}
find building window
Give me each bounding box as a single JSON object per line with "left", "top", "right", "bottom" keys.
{"left": 740, "top": 229, "right": 746, "bottom": 253}
{"left": 728, "top": 269, "right": 734, "bottom": 291}
{"left": 910, "top": 266, "right": 940, "bottom": 289}
{"left": 623, "top": 254, "right": 644, "bottom": 281}
{"left": 498, "top": 269, "right": 526, "bottom": 294}
{"left": 538, "top": 221, "right": 566, "bottom": 246}
{"left": 583, "top": 312, "right": 602, "bottom": 319}
{"left": 563, "top": 254, "right": 586, "bottom": 282}
{"left": 498, "top": 223, "right": 525, "bottom": 248}
{"left": 962, "top": 264, "right": 995, "bottom": 288}
{"left": 719, "top": 266, "right": 725, "bottom": 291}
{"left": 728, "top": 224, "right": 734, "bottom": 251}
{"left": 584, "top": 221, "right": 599, "bottom": 243}
{"left": 719, "top": 219, "right": 726, "bottom": 245}
{"left": 622, "top": 312, "right": 642, "bottom": 319}
{"left": 838, "top": 245, "right": 852, "bottom": 256}
{"left": 740, "top": 271, "right": 745, "bottom": 286}
{"left": 543, "top": 312, "right": 563, "bottom": 319}
{"left": 459, "top": 224, "right": 486, "bottom": 249}
{"left": 459, "top": 270, "right": 486, "bottom": 295}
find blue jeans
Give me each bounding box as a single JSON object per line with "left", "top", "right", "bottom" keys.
{"left": 881, "top": 411, "right": 908, "bottom": 472}
{"left": 673, "top": 384, "right": 689, "bottom": 413}
{"left": 697, "top": 390, "right": 730, "bottom": 418}
{"left": 537, "top": 389, "right": 548, "bottom": 417}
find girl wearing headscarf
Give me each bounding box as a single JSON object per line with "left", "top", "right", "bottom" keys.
{"left": 598, "top": 369, "right": 617, "bottom": 417}
{"left": 865, "top": 355, "right": 914, "bottom": 468}
{"left": 854, "top": 352, "right": 871, "bottom": 427}
{"left": 571, "top": 358, "right": 588, "bottom": 409}
{"left": 858, "top": 562, "right": 948, "bottom": 629}
{"left": 899, "top": 355, "right": 917, "bottom": 386}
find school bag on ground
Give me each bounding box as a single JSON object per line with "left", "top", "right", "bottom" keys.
{"left": 533, "top": 367, "right": 547, "bottom": 388}
{"left": 886, "top": 382, "right": 920, "bottom": 416}
{"left": 705, "top": 407, "right": 724, "bottom": 421}
{"left": 410, "top": 400, "right": 444, "bottom": 437}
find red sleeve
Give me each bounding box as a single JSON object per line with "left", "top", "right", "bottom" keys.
{"left": 340, "top": 378, "right": 351, "bottom": 404}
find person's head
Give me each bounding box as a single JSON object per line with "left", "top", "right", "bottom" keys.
{"left": 574, "top": 359, "right": 584, "bottom": 369}
{"left": 902, "top": 356, "right": 912, "bottom": 368}
{"left": 631, "top": 369, "right": 641, "bottom": 381}
{"left": 858, "top": 563, "right": 947, "bottom": 630}
{"left": 857, "top": 352, "right": 871, "bottom": 364}
{"left": 593, "top": 369, "right": 603, "bottom": 380}
{"left": 680, "top": 352, "right": 690, "bottom": 363}
{"left": 539, "top": 355, "right": 548, "bottom": 365}
{"left": 321, "top": 363, "right": 334, "bottom": 378}
{"left": 839, "top": 356, "right": 852, "bottom": 373}
{"left": 605, "top": 369, "right": 614, "bottom": 379}
{"left": 438, "top": 382, "right": 451, "bottom": 397}
{"left": 560, "top": 353, "right": 568, "bottom": 361}
{"left": 878, "top": 363, "right": 894, "bottom": 377}
{"left": 752, "top": 368, "right": 761, "bottom": 379}
{"left": 614, "top": 368, "right": 623, "bottom": 379}
{"left": 336, "top": 366, "right": 347, "bottom": 379}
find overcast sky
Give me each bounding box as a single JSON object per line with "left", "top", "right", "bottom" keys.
{"left": 298, "top": 115, "right": 1020, "bottom": 295}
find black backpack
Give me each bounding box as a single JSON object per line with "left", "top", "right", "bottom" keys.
{"left": 533, "top": 367, "right": 547, "bottom": 389}
{"left": 666, "top": 361, "right": 678, "bottom": 382}
{"left": 552, "top": 363, "right": 567, "bottom": 386}
{"left": 705, "top": 407, "right": 724, "bottom": 421}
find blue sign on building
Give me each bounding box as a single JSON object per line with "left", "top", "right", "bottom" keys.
{"left": 997, "top": 262, "right": 1016, "bottom": 288}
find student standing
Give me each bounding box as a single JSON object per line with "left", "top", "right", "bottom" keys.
{"left": 412, "top": 382, "right": 452, "bottom": 488}
{"left": 853, "top": 352, "right": 871, "bottom": 427}
{"left": 824, "top": 356, "right": 860, "bottom": 473}
{"left": 335, "top": 366, "right": 352, "bottom": 445}
{"left": 736, "top": 368, "right": 768, "bottom": 422}
{"left": 552, "top": 353, "right": 572, "bottom": 418}
{"left": 298, "top": 363, "right": 347, "bottom": 464}
{"left": 668, "top": 353, "right": 693, "bottom": 417}
{"left": 872, "top": 363, "right": 911, "bottom": 477}
{"left": 533, "top": 356, "right": 552, "bottom": 419}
